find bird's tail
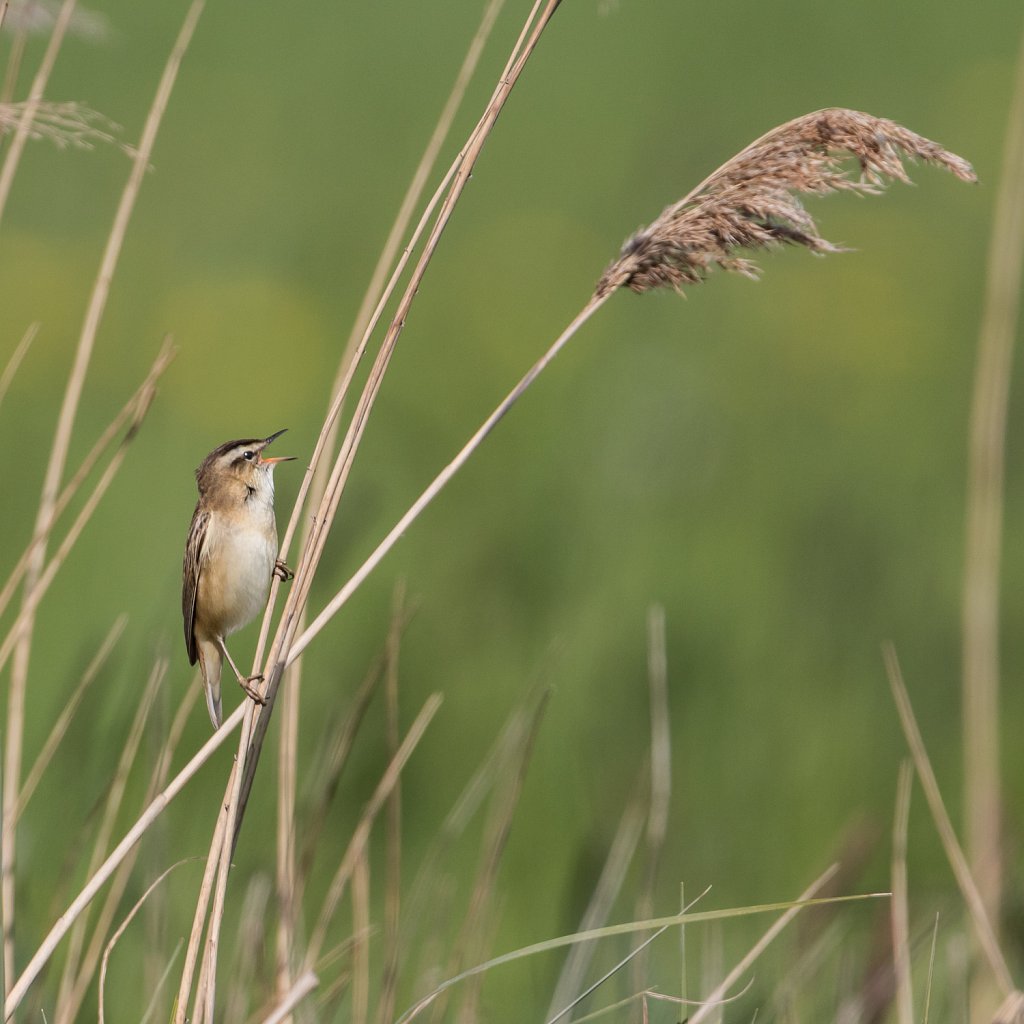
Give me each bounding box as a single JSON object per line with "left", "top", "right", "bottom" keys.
{"left": 197, "top": 639, "right": 223, "bottom": 729}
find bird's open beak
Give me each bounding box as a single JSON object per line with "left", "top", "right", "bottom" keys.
{"left": 260, "top": 428, "right": 296, "bottom": 465}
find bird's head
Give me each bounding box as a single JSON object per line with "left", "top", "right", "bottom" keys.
{"left": 195, "top": 429, "right": 296, "bottom": 503}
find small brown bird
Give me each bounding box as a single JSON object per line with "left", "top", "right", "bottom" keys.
{"left": 182, "top": 430, "right": 295, "bottom": 728}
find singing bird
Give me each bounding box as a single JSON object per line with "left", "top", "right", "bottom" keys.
{"left": 182, "top": 430, "right": 295, "bottom": 728}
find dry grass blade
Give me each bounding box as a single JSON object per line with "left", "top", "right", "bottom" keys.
{"left": 352, "top": 850, "right": 371, "bottom": 1024}
{"left": 55, "top": 658, "right": 166, "bottom": 1024}
{"left": 891, "top": 761, "right": 914, "bottom": 1024}
{"left": 687, "top": 864, "right": 839, "bottom": 1024}
{"left": 882, "top": 644, "right": 1016, "bottom": 997}
{"left": 2, "top": 0, "right": 199, "bottom": 994}
{"left": 304, "top": 693, "right": 443, "bottom": 970}
{"left": 260, "top": 971, "right": 318, "bottom": 1024}
{"left": 379, "top": 580, "right": 407, "bottom": 1024}
{"left": 435, "top": 689, "right": 549, "bottom": 1024}
{"left": 98, "top": 859, "right": 195, "bottom": 1024}
{"left": 545, "top": 768, "right": 647, "bottom": 1021}
{"left": 0, "top": 322, "right": 37, "bottom": 410}
{"left": 0, "top": 337, "right": 175, "bottom": 622}
{"left": 633, "top": 603, "right": 671, "bottom": 993}
{"left": 595, "top": 107, "right": 976, "bottom": 297}
{"left": 961, "top": 22, "right": 1024, "bottom": 998}
{"left": 16, "top": 613, "right": 127, "bottom": 820}
{"left": 223, "top": 875, "right": 271, "bottom": 1024}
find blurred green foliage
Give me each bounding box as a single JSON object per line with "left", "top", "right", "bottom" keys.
{"left": 2, "top": 0, "right": 1022, "bottom": 1018}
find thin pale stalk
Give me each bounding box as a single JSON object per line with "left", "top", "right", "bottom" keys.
{"left": 140, "top": 939, "right": 183, "bottom": 1024}
{"left": 296, "top": 648, "right": 390, "bottom": 888}
{"left": 274, "top": 650, "right": 300, "bottom": 1009}
{"left": 16, "top": 614, "right": 127, "bottom": 820}
{"left": 891, "top": 761, "right": 914, "bottom": 1024}
{"left": 545, "top": 770, "right": 647, "bottom": 1021}
{"left": 232, "top": 0, "right": 565, "bottom": 856}
{"left": 5, "top": 701, "right": 245, "bottom": 1021}
{"left": 304, "top": 694, "right": 443, "bottom": 970}
{"left": 289, "top": 293, "right": 608, "bottom": 667}
{"left": 961, "top": 17, "right": 1024, "bottom": 983}
{"left": 0, "top": 322, "right": 37, "bottom": 410}
{"left": 173, "top": 760, "right": 232, "bottom": 1024}
{"left": 378, "top": 580, "right": 406, "bottom": 1024}
{"left": 633, "top": 603, "right": 671, "bottom": 993}
{"left": 922, "top": 913, "right": 940, "bottom": 1024}
{"left": 0, "top": 338, "right": 175, "bottom": 623}
{"left": 2, "top": 0, "right": 198, "bottom": 992}
{"left": 195, "top": 712, "right": 256, "bottom": 1024}
{"left": 882, "top": 644, "right": 1015, "bottom": 996}
{"left": 55, "top": 659, "right": 166, "bottom": 1024}
{"left": 224, "top": 875, "right": 271, "bottom": 1024}
{"left": 0, "top": 390, "right": 157, "bottom": 676}
{"left": 402, "top": 691, "right": 532, "bottom": 986}
{"left": 352, "top": 851, "right": 370, "bottom": 1024}
{"left": 687, "top": 865, "right": 838, "bottom": 1024}
{"left": 0, "top": 0, "right": 77, "bottom": 232}
{"left": 548, "top": 927, "right": 669, "bottom": 1024}
{"left": 98, "top": 860, "right": 194, "bottom": 1024}
{"left": 261, "top": 972, "right": 318, "bottom": 1024}
{"left": 440, "top": 692, "right": 549, "bottom": 1024}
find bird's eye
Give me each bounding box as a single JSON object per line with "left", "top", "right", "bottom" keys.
{"left": 242, "top": 451, "right": 255, "bottom": 461}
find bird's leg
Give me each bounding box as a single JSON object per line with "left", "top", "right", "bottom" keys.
{"left": 217, "top": 639, "right": 266, "bottom": 706}
{"left": 273, "top": 559, "right": 294, "bottom": 582}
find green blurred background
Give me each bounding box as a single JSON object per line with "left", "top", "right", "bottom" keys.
{"left": 2, "top": 0, "right": 1023, "bottom": 1018}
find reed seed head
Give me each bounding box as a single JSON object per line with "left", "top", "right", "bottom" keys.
{"left": 594, "top": 108, "right": 976, "bottom": 299}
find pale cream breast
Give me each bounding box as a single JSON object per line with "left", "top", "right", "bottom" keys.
{"left": 197, "top": 508, "right": 279, "bottom": 638}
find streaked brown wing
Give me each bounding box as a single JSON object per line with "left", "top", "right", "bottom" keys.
{"left": 182, "top": 505, "right": 210, "bottom": 665}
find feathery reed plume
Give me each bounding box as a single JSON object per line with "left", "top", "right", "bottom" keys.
{"left": 0, "top": 100, "right": 121, "bottom": 149}
{"left": 595, "top": 107, "right": 976, "bottom": 298}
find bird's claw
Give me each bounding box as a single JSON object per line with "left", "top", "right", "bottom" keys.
{"left": 273, "top": 559, "right": 294, "bottom": 582}
{"left": 239, "top": 674, "right": 266, "bottom": 706}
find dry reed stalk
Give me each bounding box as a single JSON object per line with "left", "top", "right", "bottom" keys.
{"left": 98, "top": 859, "right": 194, "bottom": 1024}
{"left": 15, "top": 613, "right": 127, "bottom": 819}
{"left": 172, "top": 7, "right": 559, "bottom": 1009}
{"left": 891, "top": 761, "right": 914, "bottom": 1024}
{"left": 173, "top": 759, "right": 234, "bottom": 1024}
{"left": 0, "top": 372, "right": 161, "bottom": 675}
{"left": 0, "top": 0, "right": 76, "bottom": 232}
{"left": 544, "top": 769, "right": 647, "bottom": 1022}
{"left": 231, "top": 0, "right": 563, "bottom": 851}
{"left": 303, "top": 694, "right": 443, "bottom": 970}
{"left": 1, "top": 0, "right": 200, "bottom": 1001}
{"left": 961, "top": 22, "right": 1024, "bottom": 1012}
{"left": 687, "top": 865, "right": 839, "bottom": 1024}
{"left": 351, "top": 850, "right": 371, "bottom": 1024}
{"left": 0, "top": 322, "right": 36, "bottom": 410}
{"left": 882, "top": 645, "right": 1016, "bottom": 997}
